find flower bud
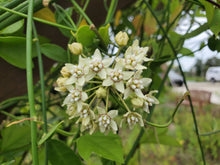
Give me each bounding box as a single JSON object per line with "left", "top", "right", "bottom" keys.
{"left": 55, "top": 77, "right": 68, "bottom": 92}
{"left": 61, "top": 66, "right": 71, "bottom": 78}
{"left": 131, "top": 97, "right": 143, "bottom": 108}
{"left": 115, "top": 31, "right": 129, "bottom": 46}
{"left": 68, "top": 42, "right": 83, "bottom": 55}
{"left": 96, "top": 87, "right": 106, "bottom": 98}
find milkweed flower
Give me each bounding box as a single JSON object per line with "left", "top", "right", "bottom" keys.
{"left": 87, "top": 49, "right": 112, "bottom": 80}
{"left": 117, "top": 40, "right": 153, "bottom": 70}
{"left": 124, "top": 70, "right": 152, "bottom": 99}
{"left": 63, "top": 56, "right": 90, "bottom": 86}
{"left": 97, "top": 107, "right": 118, "bottom": 134}
{"left": 120, "top": 112, "right": 144, "bottom": 129}
{"left": 143, "top": 90, "right": 159, "bottom": 113}
{"left": 102, "top": 61, "right": 133, "bottom": 93}
{"left": 62, "top": 85, "right": 88, "bottom": 112}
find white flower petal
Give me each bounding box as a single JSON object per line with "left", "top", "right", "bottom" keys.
{"left": 107, "top": 110, "right": 118, "bottom": 118}
{"left": 86, "top": 71, "right": 96, "bottom": 81}
{"left": 115, "top": 81, "right": 124, "bottom": 93}
{"left": 77, "top": 76, "right": 85, "bottom": 86}
{"left": 77, "top": 102, "right": 83, "bottom": 112}
{"left": 135, "top": 89, "right": 144, "bottom": 98}
{"left": 99, "top": 125, "right": 106, "bottom": 133}
{"left": 124, "top": 88, "right": 133, "bottom": 99}
{"left": 134, "top": 70, "right": 142, "bottom": 78}
{"left": 110, "top": 120, "right": 118, "bottom": 131}
{"left": 114, "top": 61, "right": 124, "bottom": 70}
{"left": 81, "top": 92, "right": 88, "bottom": 101}
{"left": 62, "top": 95, "right": 71, "bottom": 106}
{"left": 103, "top": 78, "right": 113, "bottom": 86}
{"left": 123, "top": 71, "right": 134, "bottom": 80}
{"left": 93, "top": 49, "right": 102, "bottom": 60}
{"left": 143, "top": 102, "right": 150, "bottom": 113}
{"left": 64, "top": 76, "right": 76, "bottom": 85}
{"left": 142, "top": 78, "right": 152, "bottom": 87}
{"left": 136, "top": 64, "right": 147, "bottom": 70}
{"left": 97, "top": 69, "right": 106, "bottom": 79}
{"left": 83, "top": 117, "right": 90, "bottom": 126}
{"left": 97, "top": 107, "right": 105, "bottom": 114}
{"left": 103, "top": 58, "right": 112, "bottom": 67}
{"left": 143, "top": 57, "right": 153, "bottom": 62}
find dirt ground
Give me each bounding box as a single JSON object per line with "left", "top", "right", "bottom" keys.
{"left": 172, "top": 81, "right": 220, "bottom": 105}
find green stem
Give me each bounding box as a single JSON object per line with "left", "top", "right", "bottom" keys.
{"left": 53, "top": 3, "right": 77, "bottom": 29}
{"left": 105, "top": 88, "right": 109, "bottom": 112}
{"left": 0, "top": 110, "right": 19, "bottom": 120}
{"left": 144, "top": 1, "right": 206, "bottom": 164}
{"left": 0, "top": 0, "right": 24, "bottom": 15}
{"left": 70, "top": 0, "right": 93, "bottom": 25}
{"left": 0, "top": 6, "right": 75, "bottom": 31}
{"left": 76, "top": 0, "right": 90, "bottom": 27}
{"left": 87, "top": 81, "right": 102, "bottom": 84}
{"left": 0, "top": 0, "right": 27, "bottom": 22}
{"left": 84, "top": 85, "right": 101, "bottom": 93}
{"left": 32, "top": 23, "right": 48, "bottom": 165}
{"left": 105, "top": 0, "right": 118, "bottom": 25}
{"left": 111, "top": 88, "right": 131, "bottom": 112}
{"left": 144, "top": 93, "right": 186, "bottom": 128}
{"left": 199, "top": 129, "right": 220, "bottom": 136}
{"left": 26, "top": 0, "right": 39, "bottom": 164}
{"left": 0, "top": 96, "right": 27, "bottom": 106}
{"left": 89, "top": 95, "right": 97, "bottom": 107}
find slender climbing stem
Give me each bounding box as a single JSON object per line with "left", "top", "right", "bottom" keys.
{"left": 199, "top": 129, "right": 220, "bottom": 136}
{"left": 87, "top": 81, "right": 102, "bottom": 84}
{"left": 70, "top": 0, "right": 93, "bottom": 25}
{"left": 144, "top": 1, "right": 206, "bottom": 164}
{"left": 76, "top": 0, "right": 90, "bottom": 27}
{"left": 32, "top": 23, "right": 48, "bottom": 165}
{"left": 105, "top": 0, "right": 118, "bottom": 25}
{"left": 0, "top": 6, "right": 75, "bottom": 31}
{"left": 26, "top": 0, "right": 38, "bottom": 164}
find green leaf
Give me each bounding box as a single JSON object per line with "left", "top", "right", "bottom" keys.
{"left": 200, "top": 0, "right": 214, "bottom": 24}
{"left": 77, "top": 132, "right": 124, "bottom": 163}
{"left": 179, "top": 47, "right": 194, "bottom": 56}
{"left": 47, "top": 139, "right": 82, "bottom": 165}
{"left": 40, "top": 43, "right": 68, "bottom": 62}
{"left": 0, "top": 123, "right": 31, "bottom": 157}
{"left": 208, "top": 35, "right": 220, "bottom": 52}
{"left": 38, "top": 121, "right": 63, "bottom": 145}
{"left": 183, "top": 23, "right": 209, "bottom": 39}
{"left": 76, "top": 25, "right": 96, "bottom": 47}
{"left": 210, "top": 9, "right": 220, "bottom": 37}
{"left": 0, "top": 36, "right": 37, "bottom": 69}
{"left": 98, "top": 24, "right": 110, "bottom": 46}
{"left": 54, "top": 7, "right": 73, "bottom": 37}
{"left": 140, "top": 128, "right": 181, "bottom": 147}
{"left": 0, "top": 19, "right": 24, "bottom": 35}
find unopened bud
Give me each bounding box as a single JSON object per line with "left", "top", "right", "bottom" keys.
{"left": 68, "top": 42, "right": 83, "bottom": 55}
{"left": 61, "top": 66, "right": 71, "bottom": 77}
{"left": 43, "top": 0, "right": 51, "bottom": 7}
{"left": 96, "top": 87, "right": 107, "bottom": 98}
{"left": 131, "top": 97, "right": 143, "bottom": 108}
{"left": 115, "top": 31, "right": 129, "bottom": 46}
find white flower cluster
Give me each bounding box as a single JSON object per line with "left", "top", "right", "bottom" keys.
{"left": 55, "top": 32, "right": 159, "bottom": 134}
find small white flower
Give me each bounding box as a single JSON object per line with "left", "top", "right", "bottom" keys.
{"left": 124, "top": 70, "right": 152, "bottom": 99}
{"left": 103, "top": 61, "right": 133, "bottom": 93}
{"left": 62, "top": 85, "right": 88, "bottom": 112}
{"left": 120, "top": 112, "right": 144, "bottom": 129}
{"left": 143, "top": 90, "right": 159, "bottom": 113}
{"left": 117, "top": 40, "right": 152, "bottom": 70}
{"left": 81, "top": 120, "right": 97, "bottom": 135}
{"left": 75, "top": 104, "right": 95, "bottom": 126}
{"left": 87, "top": 49, "right": 112, "bottom": 80}
{"left": 96, "top": 107, "right": 118, "bottom": 134}
{"left": 64, "top": 56, "right": 90, "bottom": 86}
